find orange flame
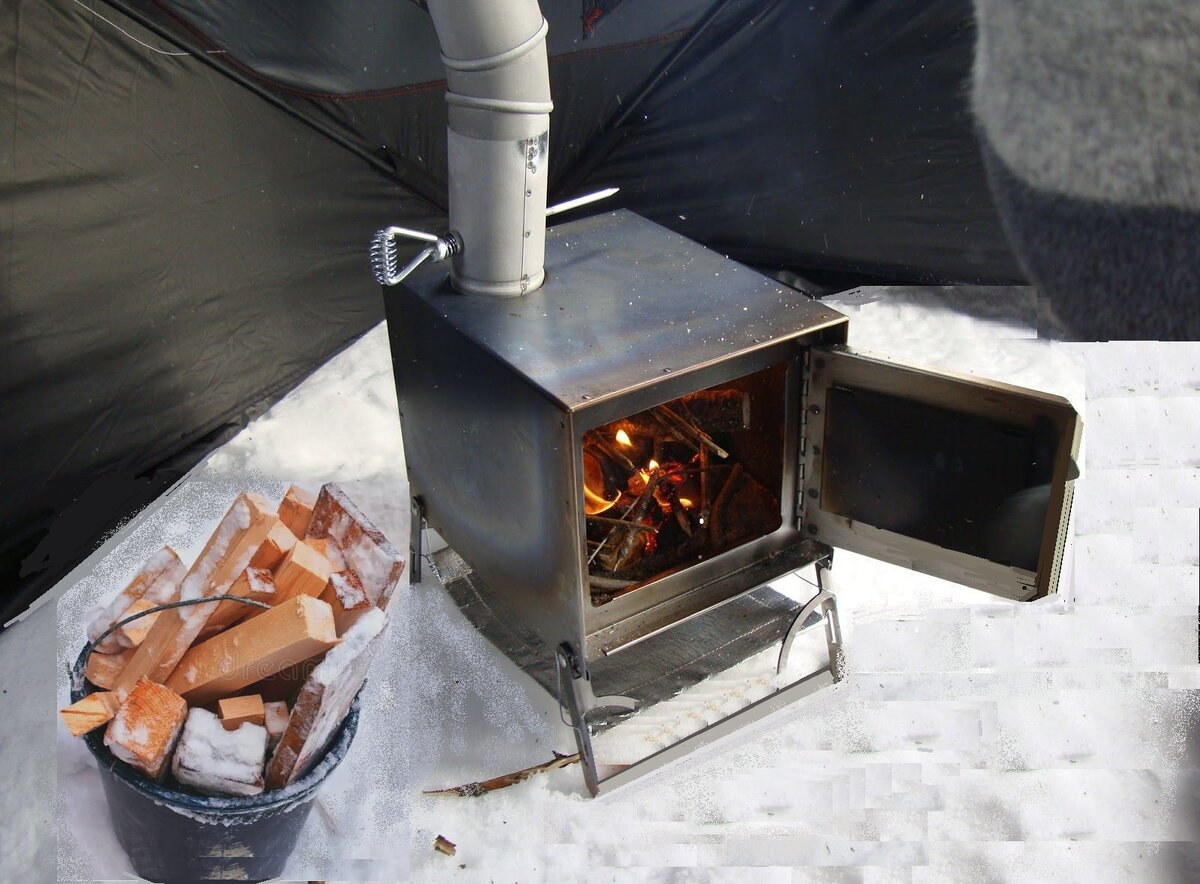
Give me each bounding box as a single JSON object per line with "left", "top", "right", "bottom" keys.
{"left": 678, "top": 498, "right": 693, "bottom": 508}
{"left": 614, "top": 429, "right": 633, "bottom": 447}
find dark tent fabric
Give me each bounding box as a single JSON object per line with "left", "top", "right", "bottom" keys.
{"left": 1, "top": 0, "right": 1018, "bottom": 623}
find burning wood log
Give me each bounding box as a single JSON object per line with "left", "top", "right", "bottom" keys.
{"left": 60, "top": 691, "right": 120, "bottom": 736}
{"left": 172, "top": 708, "right": 268, "bottom": 797}
{"left": 709, "top": 463, "right": 744, "bottom": 547}
{"left": 424, "top": 753, "right": 580, "bottom": 797}
{"left": 265, "top": 607, "right": 388, "bottom": 789}
{"left": 655, "top": 405, "right": 730, "bottom": 459}
{"left": 588, "top": 575, "right": 635, "bottom": 591}
{"left": 278, "top": 484, "right": 317, "bottom": 540}
{"left": 104, "top": 677, "right": 187, "bottom": 781}
{"left": 86, "top": 547, "right": 186, "bottom": 654}
{"left": 115, "top": 492, "right": 278, "bottom": 699}
{"left": 585, "top": 514, "right": 657, "bottom": 533}
{"left": 165, "top": 595, "right": 339, "bottom": 706}
{"left": 599, "top": 472, "right": 664, "bottom": 573}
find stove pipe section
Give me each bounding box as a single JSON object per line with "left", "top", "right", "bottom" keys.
{"left": 426, "top": 1, "right": 553, "bottom": 296}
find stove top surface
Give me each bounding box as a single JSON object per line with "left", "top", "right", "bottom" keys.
{"left": 399, "top": 210, "right": 846, "bottom": 412}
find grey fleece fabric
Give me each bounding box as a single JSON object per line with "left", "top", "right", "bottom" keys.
{"left": 971, "top": 0, "right": 1200, "bottom": 340}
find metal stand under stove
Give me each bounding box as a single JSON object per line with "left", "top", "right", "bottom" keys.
{"left": 415, "top": 518, "right": 843, "bottom": 796}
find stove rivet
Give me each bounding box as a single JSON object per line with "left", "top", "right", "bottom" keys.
{"left": 807, "top": 488, "right": 819, "bottom": 499}
{"left": 809, "top": 404, "right": 821, "bottom": 415}
{"left": 662, "top": 368, "right": 671, "bottom": 373}
{"left": 812, "top": 445, "right": 821, "bottom": 455}
{"left": 582, "top": 394, "right": 592, "bottom": 400}
{"left": 807, "top": 524, "right": 819, "bottom": 535}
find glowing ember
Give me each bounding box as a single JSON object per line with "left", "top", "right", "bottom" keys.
{"left": 647, "top": 459, "right": 659, "bottom": 472}
{"left": 679, "top": 498, "right": 693, "bottom": 508}
{"left": 614, "top": 429, "right": 633, "bottom": 447}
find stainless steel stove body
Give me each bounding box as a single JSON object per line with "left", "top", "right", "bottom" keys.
{"left": 384, "top": 210, "right": 1081, "bottom": 793}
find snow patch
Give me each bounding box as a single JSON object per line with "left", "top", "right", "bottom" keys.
{"left": 172, "top": 709, "right": 267, "bottom": 797}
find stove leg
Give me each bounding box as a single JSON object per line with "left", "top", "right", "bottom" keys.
{"left": 555, "top": 643, "right": 637, "bottom": 797}
{"left": 410, "top": 496, "right": 425, "bottom": 585}
{"left": 556, "top": 643, "right": 600, "bottom": 796}
{"left": 777, "top": 557, "right": 843, "bottom": 680}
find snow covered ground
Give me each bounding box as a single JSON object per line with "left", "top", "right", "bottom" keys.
{"left": 4, "top": 286, "right": 1198, "bottom": 882}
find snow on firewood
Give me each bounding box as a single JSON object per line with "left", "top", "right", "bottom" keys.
{"left": 177, "top": 496, "right": 254, "bottom": 622}
{"left": 172, "top": 707, "right": 267, "bottom": 797}
{"left": 263, "top": 700, "right": 289, "bottom": 748}
{"left": 265, "top": 606, "right": 386, "bottom": 788}
{"left": 307, "top": 484, "right": 404, "bottom": 608}
{"left": 103, "top": 678, "right": 187, "bottom": 781}
{"left": 86, "top": 547, "right": 185, "bottom": 653}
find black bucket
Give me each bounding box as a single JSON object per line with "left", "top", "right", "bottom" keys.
{"left": 71, "top": 648, "right": 360, "bottom": 882}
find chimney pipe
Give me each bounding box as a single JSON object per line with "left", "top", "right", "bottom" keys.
{"left": 426, "top": 1, "right": 553, "bottom": 296}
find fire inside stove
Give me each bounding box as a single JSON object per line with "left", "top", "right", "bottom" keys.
{"left": 582, "top": 363, "right": 787, "bottom": 605}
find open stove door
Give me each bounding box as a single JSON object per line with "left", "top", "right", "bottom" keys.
{"left": 800, "top": 346, "right": 1082, "bottom": 602}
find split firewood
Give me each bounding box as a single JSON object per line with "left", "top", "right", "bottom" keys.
{"left": 424, "top": 753, "right": 581, "bottom": 797}
{"left": 86, "top": 547, "right": 186, "bottom": 653}
{"left": 59, "top": 691, "right": 120, "bottom": 737}
{"left": 249, "top": 519, "right": 299, "bottom": 572}
{"left": 196, "top": 565, "right": 281, "bottom": 641}
{"left": 307, "top": 536, "right": 347, "bottom": 571}
{"left": 113, "top": 598, "right": 162, "bottom": 649}
{"left": 218, "top": 694, "right": 266, "bottom": 730}
{"left": 263, "top": 700, "right": 289, "bottom": 748}
{"left": 165, "top": 595, "right": 339, "bottom": 706}
{"left": 320, "top": 569, "right": 373, "bottom": 636}
{"left": 84, "top": 648, "right": 135, "bottom": 691}
{"left": 265, "top": 607, "right": 387, "bottom": 789}
{"left": 115, "top": 493, "right": 277, "bottom": 699}
{"left": 433, "top": 835, "right": 457, "bottom": 857}
{"left": 172, "top": 708, "right": 267, "bottom": 797}
{"left": 268, "top": 540, "right": 332, "bottom": 605}
{"left": 278, "top": 485, "right": 317, "bottom": 540}
{"left": 103, "top": 677, "right": 187, "bottom": 781}
{"left": 198, "top": 519, "right": 297, "bottom": 637}
{"left": 306, "top": 484, "right": 405, "bottom": 609}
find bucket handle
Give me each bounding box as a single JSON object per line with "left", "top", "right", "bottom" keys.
{"left": 70, "top": 596, "right": 273, "bottom": 695}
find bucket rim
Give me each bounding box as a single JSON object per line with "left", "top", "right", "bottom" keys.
{"left": 71, "top": 646, "right": 361, "bottom": 813}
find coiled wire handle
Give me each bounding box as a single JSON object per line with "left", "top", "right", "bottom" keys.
{"left": 370, "top": 227, "right": 462, "bottom": 287}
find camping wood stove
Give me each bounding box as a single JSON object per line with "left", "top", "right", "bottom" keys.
{"left": 384, "top": 210, "right": 1081, "bottom": 794}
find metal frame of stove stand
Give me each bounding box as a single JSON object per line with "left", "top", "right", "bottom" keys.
{"left": 556, "top": 557, "right": 842, "bottom": 795}
{"left": 413, "top": 494, "right": 844, "bottom": 797}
